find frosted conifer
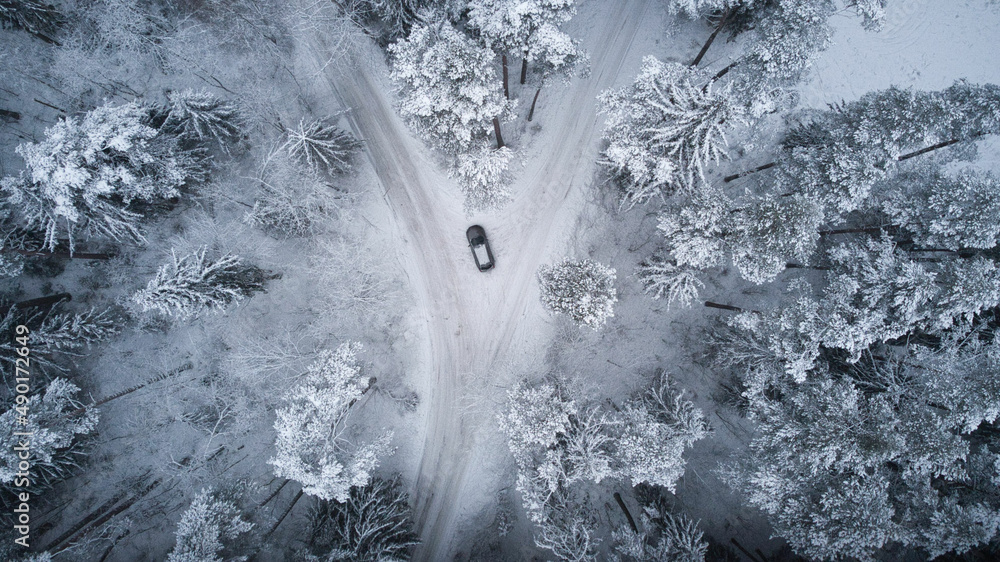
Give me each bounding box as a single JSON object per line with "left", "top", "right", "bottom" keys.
{"left": 389, "top": 14, "right": 515, "bottom": 153}
{"left": 538, "top": 259, "right": 617, "bottom": 329}
{"left": 0, "top": 378, "right": 97, "bottom": 489}
{"left": 131, "top": 247, "right": 267, "bottom": 319}
{"left": 281, "top": 117, "right": 362, "bottom": 176}
{"left": 269, "top": 343, "right": 393, "bottom": 502}
{"left": 166, "top": 488, "right": 253, "bottom": 562}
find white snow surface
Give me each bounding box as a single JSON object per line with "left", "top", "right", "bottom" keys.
{"left": 800, "top": 0, "right": 1000, "bottom": 108}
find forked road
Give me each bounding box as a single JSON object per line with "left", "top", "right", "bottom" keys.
{"left": 319, "top": 1, "right": 651, "bottom": 558}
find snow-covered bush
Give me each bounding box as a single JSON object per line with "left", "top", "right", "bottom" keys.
{"left": 167, "top": 488, "right": 253, "bottom": 562}
{"left": 0, "top": 378, "right": 97, "bottom": 490}
{"left": 281, "top": 117, "right": 362, "bottom": 176}
{"left": 664, "top": 0, "right": 742, "bottom": 18}
{"left": 269, "top": 343, "right": 393, "bottom": 502}
{"left": 307, "top": 476, "right": 419, "bottom": 560}
{"left": 600, "top": 57, "right": 739, "bottom": 208}
{"left": 389, "top": 13, "right": 515, "bottom": 153}
{"left": 131, "top": 247, "right": 269, "bottom": 319}
{"left": 453, "top": 145, "right": 514, "bottom": 211}
{"left": 2, "top": 101, "right": 199, "bottom": 251}
{"left": 538, "top": 259, "right": 617, "bottom": 329}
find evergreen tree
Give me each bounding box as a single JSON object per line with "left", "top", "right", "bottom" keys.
{"left": 389, "top": 13, "right": 515, "bottom": 153}
{"left": 453, "top": 145, "right": 515, "bottom": 211}
{"left": 166, "top": 488, "right": 253, "bottom": 562}
{"left": 269, "top": 343, "right": 393, "bottom": 502}
{"left": 538, "top": 259, "right": 617, "bottom": 329}
{"left": 600, "top": 58, "right": 739, "bottom": 208}
{"left": 0, "top": 378, "right": 97, "bottom": 491}
{"left": 160, "top": 89, "right": 246, "bottom": 152}
{"left": 636, "top": 254, "right": 705, "bottom": 308}
{"left": 2, "top": 101, "right": 200, "bottom": 251}
{"left": 467, "top": 0, "right": 577, "bottom": 80}
{"left": 281, "top": 117, "right": 362, "bottom": 176}
{"left": 131, "top": 247, "right": 269, "bottom": 319}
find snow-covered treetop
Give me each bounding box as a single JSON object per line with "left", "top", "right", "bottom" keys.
{"left": 538, "top": 259, "right": 617, "bottom": 329}
{"left": 600, "top": 57, "right": 740, "bottom": 208}
{"left": 467, "top": 0, "right": 576, "bottom": 55}
{"left": 389, "top": 13, "right": 515, "bottom": 152}
{"left": 269, "top": 343, "right": 393, "bottom": 502}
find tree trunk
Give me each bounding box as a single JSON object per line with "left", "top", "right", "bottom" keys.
{"left": 493, "top": 117, "right": 505, "bottom": 149}
{"left": 5, "top": 247, "right": 113, "bottom": 260}
{"left": 502, "top": 54, "right": 510, "bottom": 99}
{"left": 520, "top": 56, "right": 528, "bottom": 84}
{"left": 817, "top": 226, "right": 887, "bottom": 236}
{"left": 264, "top": 489, "right": 304, "bottom": 540}
{"left": 724, "top": 161, "right": 776, "bottom": 183}
{"left": 0, "top": 108, "right": 20, "bottom": 121}
{"left": 704, "top": 301, "right": 743, "bottom": 312}
{"left": 785, "top": 263, "right": 831, "bottom": 271}
{"left": 613, "top": 492, "right": 638, "bottom": 533}
{"left": 48, "top": 479, "right": 160, "bottom": 554}
{"left": 730, "top": 538, "right": 767, "bottom": 562}
{"left": 897, "top": 138, "right": 961, "bottom": 161}
{"left": 691, "top": 8, "right": 732, "bottom": 67}
{"left": 527, "top": 87, "right": 542, "bottom": 121}
{"left": 65, "top": 362, "right": 194, "bottom": 418}
{"left": 711, "top": 60, "right": 739, "bottom": 82}
{"left": 34, "top": 97, "right": 66, "bottom": 113}
{"left": 1, "top": 293, "right": 72, "bottom": 317}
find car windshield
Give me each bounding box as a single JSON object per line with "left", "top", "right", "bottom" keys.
{"left": 471, "top": 236, "right": 485, "bottom": 246}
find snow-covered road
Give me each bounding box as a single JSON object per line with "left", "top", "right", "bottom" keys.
{"left": 314, "top": 1, "right": 653, "bottom": 557}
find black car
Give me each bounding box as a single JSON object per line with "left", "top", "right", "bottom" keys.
{"left": 466, "top": 225, "right": 495, "bottom": 271}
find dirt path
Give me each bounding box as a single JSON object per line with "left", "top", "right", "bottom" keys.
{"left": 312, "top": 1, "right": 653, "bottom": 558}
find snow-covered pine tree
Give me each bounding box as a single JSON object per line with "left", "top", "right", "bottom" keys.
{"left": 664, "top": 0, "right": 744, "bottom": 18}
{"left": 344, "top": 0, "right": 423, "bottom": 40}
{"left": 307, "top": 476, "right": 420, "bottom": 560}
{"left": 389, "top": 13, "right": 515, "bottom": 153}
{"left": 453, "top": 145, "right": 514, "bottom": 211}
{"left": 613, "top": 371, "right": 710, "bottom": 490}
{"left": 524, "top": 21, "right": 588, "bottom": 120}
{"left": 852, "top": 0, "right": 888, "bottom": 31}
{"left": 883, "top": 168, "right": 1000, "bottom": 251}
{"left": 281, "top": 117, "right": 362, "bottom": 176}
{"left": 0, "top": 378, "right": 97, "bottom": 491}
{"left": 728, "top": 193, "right": 824, "bottom": 284}
{"left": 467, "top": 0, "right": 577, "bottom": 82}
{"left": 614, "top": 507, "right": 708, "bottom": 562}
{"left": 166, "top": 488, "right": 253, "bottom": 562}
{"left": 2, "top": 101, "right": 198, "bottom": 251}
{"left": 497, "top": 380, "right": 577, "bottom": 465}
{"left": 244, "top": 149, "right": 343, "bottom": 238}
{"left": 728, "top": 0, "right": 836, "bottom": 114}
{"left": 600, "top": 57, "right": 739, "bottom": 208}
{"left": 0, "top": 0, "right": 63, "bottom": 38}
{"left": 130, "top": 247, "right": 269, "bottom": 319}
{"left": 656, "top": 189, "right": 729, "bottom": 271}
{"left": 772, "top": 82, "right": 1000, "bottom": 215}
{"left": 636, "top": 254, "right": 705, "bottom": 308}
{"left": 269, "top": 343, "right": 393, "bottom": 502}
{"left": 538, "top": 259, "right": 617, "bottom": 329}
{"left": 160, "top": 89, "right": 245, "bottom": 152}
